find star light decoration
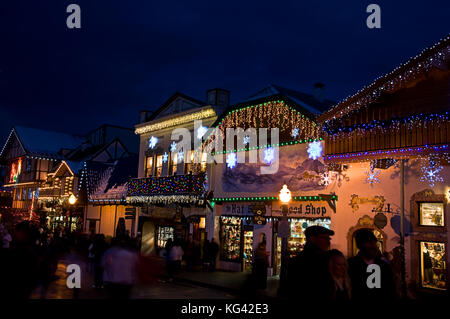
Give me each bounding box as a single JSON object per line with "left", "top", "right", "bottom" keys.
{"left": 291, "top": 127, "right": 299, "bottom": 138}
{"left": 263, "top": 147, "right": 276, "bottom": 164}
{"left": 226, "top": 153, "right": 237, "bottom": 169}
{"left": 162, "top": 152, "right": 169, "bottom": 163}
{"left": 197, "top": 126, "right": 208, "bottom": 140}
{"left": 307, "top": 141, "right": 322, "bottom": 160}
{"left": 420, "top": 158, "right": 443, "bottom": 187}
{"left": 177, "top": 149, "right": 184, "bottom": 163}
{"left": 364, "top": 168, "right": 381, "bottom": 188}
{"left": 148, "top": 136, "right": 158, "bottom": 149}
{"left": 319, "top": 172, "right": 331, "bottom": 187}
{"left": 243, "top": 135, "right": 250, "bottom": 146}
{"left": 170, "top": 141, "right": 177, "bottom": 153}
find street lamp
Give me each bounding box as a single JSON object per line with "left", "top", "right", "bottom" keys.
{"left": 68, "top": 194, "right": 77, "bottom": 232}
{"left": 279, "top": 184, "right": 291, "bottom": 294}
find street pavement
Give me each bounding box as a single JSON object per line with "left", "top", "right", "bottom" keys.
{"left": 30, "top": 252, "right": 237, "bottom": 299}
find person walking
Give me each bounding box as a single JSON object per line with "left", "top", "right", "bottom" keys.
{"left": 283, "top": 225, "right": 335, "bottom": 300}
{"left": 101, "top": 238, "right": 139, "bottom": 299}
{"left": 209, "top": 238, "right": 219, "bottom": 271}
{"left": 327, "top": 249, "right": 351, "bottom": 301}
{"left": 347, "top": 229, "right": 397, "bottom": 301}
{"left": 202, "top": 239, "right": 210, "bottom": 272}
{"left": 92, "top": 234, "right": 108, "bottom": 288}
{"left": 168, "top": 239, "right": 184, "bottom": 281}
{"left": 252, "top": 242, "right": 269, "bottom": 290}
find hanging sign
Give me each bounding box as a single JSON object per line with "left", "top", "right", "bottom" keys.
{"left": 271, "top": 201, "right": 331, "bottom": 218}
{"left": 253, "top": 205, "right": 266, "bottom": 225}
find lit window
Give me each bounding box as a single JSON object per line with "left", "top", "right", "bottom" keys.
{"left": 420, "top": 241, "right": 447, "bottom": 290}
{"left": 420, "top": 203, "right": 444, "bottom": 226}
{"left": 171, "top": 153, "right": 177, "bottom": 175}
{"left": 155, "top": 155, "right": 163, "bottom": 177}
{"left": 200, "top": 152, "right": 207, "bottom": 172}
{"left": 145, "top": 156, "right": 153, "bottom": 177}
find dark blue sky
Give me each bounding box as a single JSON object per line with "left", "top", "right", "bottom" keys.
{"left": 0, "top": 1, "right": 448, "bottom": 141}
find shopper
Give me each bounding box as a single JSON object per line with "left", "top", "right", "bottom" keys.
{"left": 101, "top": 238, "right": 139, "bottom": 299}
{"left": 168, "top": 239, "right": 184, "bottom": 281}
{"left": 209, "top": 238, "right": 219, "bottom": 271}
{"left": 252, "top": 242, "right": 269, "bottom": 290}
{"left": 327, "top": 249, "right": 351, "bottom": 301}
{"left": 284, "top": 225, "right": 334, "bottom": 300}
{"left": 347, "top": 229, "right": 397, "bottom": 301}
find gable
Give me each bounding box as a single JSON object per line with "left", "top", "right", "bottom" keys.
{"left": 90, "top": 139, "right": 130, "bottom": 163}
{"left": 156, "top": 96, "right": 205, "bottom": 119}
{"left": 0, "top": 130, "right": 26, "bottom": 161}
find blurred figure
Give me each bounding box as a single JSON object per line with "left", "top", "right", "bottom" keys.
{"left": 92, "top": 234, "right": 108, "bottom": 288}
{"left": 252, "top": 242, "right": 269, "bottom": 290}
{"left": 115, "top": 218, "right": 129, "bottom": 241}
{"left": 209, "top": 238, "right": 219, "bottom": 271}
{"left": 185, "top": 235, "right": 195, "bottom": 271}
{"left": 202, "top": 238, "right": 210, "bottom": 272}
{"left": 1, "top": 221, "right": 39, "bottom": 299}
{"left": 327, "top": 249, "right": 351, "bottom": 301}
{"left": 284, "top": 225, "right": 335, "bottom": 300}
{"left": 167, "top": 239, "right": 184, "bottom": 281}
{"left": 348, "top": 229, "right": 397, "bottom": 301}
{"left": 101, "top": 238, "right": 139, "bottom": 299}
{"left": 0, "top": 224, "right": 12, "bottom": 249}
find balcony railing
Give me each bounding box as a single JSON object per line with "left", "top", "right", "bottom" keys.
{"left": 127, "top": 173, "right": 205, "bottom": 197}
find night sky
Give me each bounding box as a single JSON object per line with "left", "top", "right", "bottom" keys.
{"left": 0, "top": 1, "right": 448, "bottom": 141}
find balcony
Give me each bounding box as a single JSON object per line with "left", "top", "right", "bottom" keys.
{"left": 127, "top": 173, "right": 205, "bottom": 197}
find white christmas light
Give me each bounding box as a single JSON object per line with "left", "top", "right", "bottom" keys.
{"left": 148, "top": 136, "right": 158, "bottom": 149}
{"left": 263, "top": 147, "right": 276, "bottom": 164}
{"left": 197, "top": 126, "right": 208, "bottom": 139}
{"left": 177, "top": 149, "right": 184, "bottom": 163}
{"left": 307, "top": 141, "right": 322, "bottom": 160}
{"left": 291, "top": 127, "right": 299, "bottom": 138}
{"left": 162, "top": 152, "right": 169, "bottom": 163}
{"left": 170, "top": 141, "right": 177, "bottom": 153}
{"left": 243, "top": 135, "right": 250, "bottom": 145}
{"left": 226, "top": 153, "right": 237, "bottom": 169}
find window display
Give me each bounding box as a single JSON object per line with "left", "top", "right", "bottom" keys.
{"left": 275, "top": 218, "right": 331, "bottom": 274}
{"left": 220, "top": 216, "right": 241, "bottom": 261}
{"left": 157, "top": 226, "right": 174, "bottom": 248}
{"left": 420, "top": 203, "right": 444, "bottom": 226}
{"left": 420, "top": 241, "right": 447, "bottom": 290}
{"left": 243, "top": 230, "right": 254, "bottom": 271}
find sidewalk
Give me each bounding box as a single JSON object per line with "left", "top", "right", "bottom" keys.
{"left": 173, "top": 269, "right": 280, "bottom": 299}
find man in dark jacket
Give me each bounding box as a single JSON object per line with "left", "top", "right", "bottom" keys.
{"left": 348, "top": 229, "right": 397, "bottom": 301}
{"left": 284, "top": 225, "right": 335, "bottom": 300}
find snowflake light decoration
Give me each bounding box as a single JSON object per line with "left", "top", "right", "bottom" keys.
{"left": 307, "top": 141, "right": 322, "bottom": 160}
{"left": 291, "top": 127, "right": 299, "bottom": 138}
{"left": 420, "top": 158, "right": 443, "bottom": 187}
{"left": 148, "top": 136, "right": 158, "bottom": 149}
{"left": 170, "top": 141, "right": 177, "bottom": 153}
{"left": 177, "top": 149, "right": 184, "bottom": 163}
{"left": 197, "top": 126, "right": 208, "bottom": 140}
{"left": 263, "top": 147, "right": 276, "bottom": 164}
{"left": 319, "top": 172, "right": 331, "bottom": 186}
{"left": 226, "top": 153, "right": 237, "bottom": 169}
{"left": 364, "top": 168, "right": 381, "bottom": 188}
{"left": 243, "top": 135, "right": 250, "bottom": 146}
{"left": 162, "top": 152, "right": 169, "bottom": 163}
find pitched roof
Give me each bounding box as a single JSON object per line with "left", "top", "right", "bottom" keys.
{"left": 13, "top": 126, "right": 83, "bottom": 158}
{"left": 242, "top": 84, "right": 334, "bottom": 114}
{"left": 147, "top": 92, "right": 206, "bottom": 122}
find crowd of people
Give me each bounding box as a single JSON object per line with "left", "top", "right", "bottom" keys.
{"left": 161, "top": 236, "right": 220, "bottom": 282}
{"left": 0, "top": 218, "right": 401, "bottom": 300}
{"left": 280, "top": 226, "right": 399, "bottom": 301}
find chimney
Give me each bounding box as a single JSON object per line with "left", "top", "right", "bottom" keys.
{"left": 207, "top": 88, "right": 230, "bottom": 116}
{"left": 313, "top": 82, "right": 325, "bottom": 103}
{"left": 139, "top": 110, "right": 152, "bottom": 124}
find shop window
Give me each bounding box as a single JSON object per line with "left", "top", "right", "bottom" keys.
{"left": 200, "top": 152, "right": 207, "bottom": 173}
{"left": 420, "top": 241, "right": 447, "bottom": 290}
{"left": 419, "top": 203, "right": 444, "bottom": 227}
{"left": 185, "top": 151, "right": 195, "bottom": 174}
{"left": 145, "top": 156, "right": 154, "bottom": 177}
{"left": 243, "top": 230, "right": 253, "bottom": 271}
{"left": 22, "top": 188, "right": 27, "bottom": 201}
{"left": 352, "top": 228, "right": 384, "bottom": 257}
{"left": 28, "top": 188, "right": 33, "bottom": 200}
{"left": 157, "top": 226, "right": 174, "bottom": 248}
{"left": 220, "top": 216, "right": 241, "bottom": 262}
{"left": 155, "top": 155, "right": 163, "bottom": 177}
